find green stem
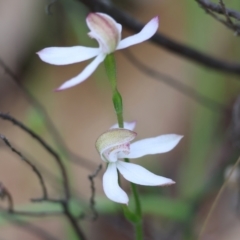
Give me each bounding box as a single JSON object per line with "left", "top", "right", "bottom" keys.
{"left": 136, "top": 222, "right": 144, "bottom": 240}
{"left": 117, "top": 112, "right": 123, "bottom": 128}
{"left": 131, "top": 182, "right": 142, "bottom": 217}
{"left": 126, "top": 158, "right": 143, "bottom": 240}
{"left": 104, "top": 53, "right": 143, "bottom": 240}
{"left": 125, "top": 159, "right": 142, "bottom": 217}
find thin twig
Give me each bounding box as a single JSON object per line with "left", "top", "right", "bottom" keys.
{"left": 219, "top": 0, "right": 234, "bottom": 25}
{"left": 0, "top": 135, "right": 48, "bottom": 201}
{"left": 197, "top": 0, "right": 240, "bottom": 34}
{"left": 196, "top": 0, "right": 240, "bottom": 21}
{"left": 77, "top": 0, "right": 240, "bottom": 75}
{"left": 62, "top": 202, "right": 87, "bottom": 240}
{"left": 0, "top": 118, "right": 87, "bottom": 239}
{"left": 123, "top": 50, "right": 229, "bottom": 114}
{"left": 219, "top": 0, "right": 240, "bottom": 34}
{"left": 88, "top": 164, "right": 102, "bottom": 220}
{"left": 0, "top": 113, "right": 70, "bottom": 201}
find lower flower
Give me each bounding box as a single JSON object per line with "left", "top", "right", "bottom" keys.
{"left": 96, "top": 121, "right": 183, "bottom": 204}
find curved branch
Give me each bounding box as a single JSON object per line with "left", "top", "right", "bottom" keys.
{"left": 78, "top": 0, "right": 240, "bottom": 75}
{"left": 196, "top": 0, "right": 240, "bottom": 21}
{"left": 0, "top": 136, "right": 48, "bottom": 200}
{"left": 0, "top": 113, "right": 70, "bottom": 200}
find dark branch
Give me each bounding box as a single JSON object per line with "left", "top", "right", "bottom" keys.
{"left": 0, "top": 115, "right": 87, "bottom": 239}
{"left": 196, "top": 0, "right": 240, "bottom": 21}
{"left": 0, "top": 136, "right": 48, "bottom": 201}
{"left": 196, "top": 0, "right": 240, "bottom": 34}
{"left": 123, "top": 50, "right": 230, "bottom": 114}
{"left": 78, "top": 0, "right": 240, "bottom": 75}
{"left": 0, "top": 113, "right": 70, "bottom": 201}
{"left": 62, "top": 202, "right": 87, "bottom": 240}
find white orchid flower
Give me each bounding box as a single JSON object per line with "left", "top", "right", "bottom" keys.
{"left": 96, "top": 122, "right": 183, "bottom": 204}
{"left": 37, "top": 13, "right": 159, "bottom": 91}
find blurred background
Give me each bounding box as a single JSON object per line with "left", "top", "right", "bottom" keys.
{"left": 0, "top": 0, "right": 240, "bottom": 239}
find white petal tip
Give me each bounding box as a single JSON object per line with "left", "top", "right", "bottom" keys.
{"left": 161, "top": 180, "right": 175, "bottom": 186}
{"left": 153, "top": 16, "right": 159, "bottom": 23}
{"left": 149, "top": 16, "right": 159, "bottom": 30}
{"left": 36, "top": 50, "right": 44, "bottom": 59}
{"left": 54, "top": 87, "right": 63, "bottom": 92}
{"left": 36, "top": 49, "right": 47, "bottom": 57}
{"left": 177, "top": 135, "right": 184, "bottom": 141}
{"left": 178, "top": 135, "right": 184, "bottom": 139}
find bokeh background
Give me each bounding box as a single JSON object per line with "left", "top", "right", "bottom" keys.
{"left": 0, "top": 0, "right": 240, "bottom": 239}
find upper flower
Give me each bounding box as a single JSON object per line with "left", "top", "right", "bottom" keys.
{"left": 96, "top": 121, "right": 183, "bottom": 204}
{"left": 37, "top": 13, "right": 159, "bottom": 91}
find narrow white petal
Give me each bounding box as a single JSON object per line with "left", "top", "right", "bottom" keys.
{"left": 126, "top": 134, "right": 183, "bottom": 159}
{"left": 116, "top": 16, "right": 159, "bottom": 50}
{"left": 103, "top": 163, "right": 129, "bottom": 204}
{"left": 37, "top": 46, "right": 100, "bottom": 65}
{"left": 110, "top": 121, "right": 137, "bottom": 131}
{"left": 56, "top": 53, "right": 106, "bottom": 91}
{"left": 117, "top": 161, "right": 174, "bottom": 186}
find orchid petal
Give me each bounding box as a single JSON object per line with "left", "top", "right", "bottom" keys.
{"left": 125, "top": 134, "right": 183, "bottom": 159}
{"left": 110, "top": 121, "right": 137, "bottom": 131}
{"left": 103, "top": 163, "right": 129, "bottom": 204}
{"left": 117, "top": 16, "right": 159, "bottom": 50}
{"left": 37, "top": 46, "right": 100, "bottom": 65}
{"left": 56, "top": 53, "right": 106, "bottom": 91}
{"left": 117, "top": 161, "right": 175, "bottom": 186}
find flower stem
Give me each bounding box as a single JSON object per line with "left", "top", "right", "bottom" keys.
{"left": 127, "top": 158, "right": 143, "bottom": 240}
{"left": 136, "top": 222, "right": 144, "bottom": 240}
{"left": 130, "top": 181, "right": 142, "bottom": 217}
{"left": 104, "top": 53, "right": 143, "bottom": 240}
